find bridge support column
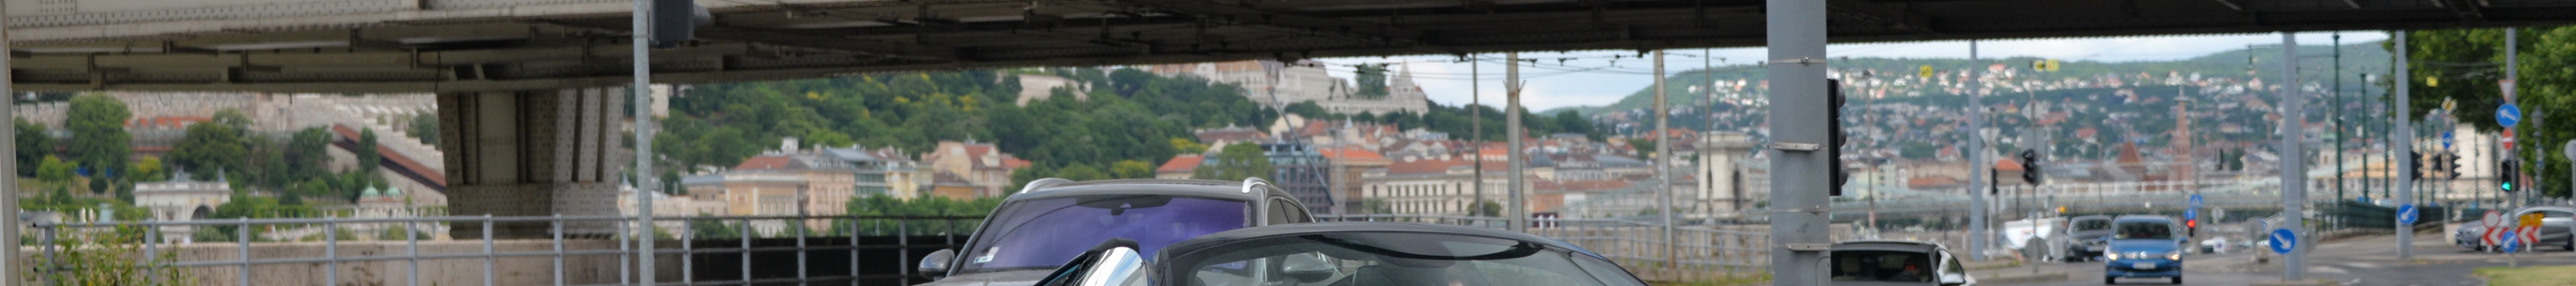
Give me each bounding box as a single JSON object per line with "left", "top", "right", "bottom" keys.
{"left": 436, "top": 88, "right": 631, "bottom": 239}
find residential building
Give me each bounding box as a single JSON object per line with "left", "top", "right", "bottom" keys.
{"left": 1156, "top": 155, "right": 1205, "bottom": 180}
{"left": 919, "top": 141, "right": 1031, "bottom": 198}
{"left": 823, "top": 147, "right": 926, "bottom": 199}
{"left": 1260, "top": 143, "right": 1334, "bottom": 214}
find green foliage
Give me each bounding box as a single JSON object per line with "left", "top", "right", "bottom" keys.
{"left": 1353, "top": 64, "right": 1391, "bottom": 98}
{"left": 168, "top": 120, "right": 248, "bottom": 180}
{"left": 284, "top": 128, "right": 335, "bottom": 180}
{"left": 1631, "top": 139, "right": 1660, "bottom": 160}
{"left": 131, "top": 156, "right": 165, "bottom": 182}
{"left": 37, "top": 156, "right": 76, "bottom": 182}
{"left": 66, "top": 94, "right": 132, "bottom": 177}
{"left": 2403, "top": 27, "right": 2576, "bottom": 198}
{"left": 358, "top": 129, "right": 382, "bottom": 175}
{"left": 87, "top": 176, "right": 108, "bottom": 195}
{"left": 30, "top": 223, "right": 196, "bottom": 286}
{"left": 1108, "top": 160, "right": 1157, "bottom": 179}
{"left": 199, "top": 194, "right": 318, "bottom": 241}
{"left": 1170, "top": 139, "right": 1209, "bottom": 155}
{"left": 1194, "top": 143, "right": 1275, "bottom": 181}
{"left": 405, "top": 113, "right": 440, "bottom": 146}
{"left": 16, "top": 118, "right": 53, "bottom": 178}
{"left": 1473, "top": 200, "right": 1502, "bottom": 216}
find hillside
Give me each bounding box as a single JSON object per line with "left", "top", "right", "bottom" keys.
{"left": 1545, "top": 42, "right": 2394, "bottom": 116}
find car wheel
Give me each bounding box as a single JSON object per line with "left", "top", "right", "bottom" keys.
{"left": 2171, "top": 276, "right": 2182, "bottom": 284}
{"left": 2106, "top": 277, "right": 2117, "bottom": 284}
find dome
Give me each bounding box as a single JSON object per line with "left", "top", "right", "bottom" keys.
{"left": 361, "top": 186, "right": 383, "bottom": 198}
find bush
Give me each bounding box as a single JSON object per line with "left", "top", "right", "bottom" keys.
{"left": 30, "top": 223, "right": 196, "bottom": 285}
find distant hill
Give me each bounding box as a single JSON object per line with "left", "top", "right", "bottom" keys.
{"left": 1544, "top": 41, "right": 2393, "bottom": 116}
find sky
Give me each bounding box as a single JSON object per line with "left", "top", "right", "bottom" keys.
{"left": 1313, "top": 31, "right": 2392, "bottom": 112}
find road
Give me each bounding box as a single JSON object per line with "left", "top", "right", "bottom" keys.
{"left": 1986, "top": 230, "right": 2576, "bottom": 286}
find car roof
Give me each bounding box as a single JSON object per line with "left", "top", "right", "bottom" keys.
{"left": 1833, "top": 240, "right": 1945, "bottom": 253}
{"left": 2069, "top": 215, "right": 2113, "bottom": 221}
{"left": 1157, "top": 222, "right": 1597, "bottom": 261}
{"left": 1005, "top": 179, "right": 1289, "bottom": 202}
{"left": 2112, "top": 215, "right": 2176, "bottom": 223}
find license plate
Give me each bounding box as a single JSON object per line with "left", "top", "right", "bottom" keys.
{"left": 2133, "top": 263, "right": 2157, "bottom": 270}
{"left": 2089, "top": 246, "right": 2105, "bottom": 251}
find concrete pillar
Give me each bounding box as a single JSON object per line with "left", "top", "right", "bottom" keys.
{"left": 437, "top": 88, "right": 631, "bottom": 239}
{"left": 1699, "top": 132, "right": 1755, "bottom": 217}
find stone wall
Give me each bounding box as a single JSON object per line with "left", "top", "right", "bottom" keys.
{"left": 17, "top": 240, "right": 685, "bottom": 286}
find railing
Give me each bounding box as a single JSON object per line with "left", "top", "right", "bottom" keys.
{"left": 1317, "top": 214, "right": 1773, "bottom": 282}
{"left": 28, "top": 214, "right": 982, "bottom": 286}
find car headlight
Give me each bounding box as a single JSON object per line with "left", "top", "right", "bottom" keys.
{"left": 2106, "top": 253, "right": 2121, "bottom": 260}
{"left": 2166, "top": 252, "right": 2182, "bottom": 260}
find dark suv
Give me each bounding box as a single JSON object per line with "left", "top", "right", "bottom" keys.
{"left": 914, "top": 178, "right": 1315, "bottom": 286}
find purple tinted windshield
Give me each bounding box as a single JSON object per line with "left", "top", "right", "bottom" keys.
{"left": 959, "top": 196, "right": 1248, "bottom": 272}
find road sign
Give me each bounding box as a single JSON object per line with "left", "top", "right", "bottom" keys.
{"left": 2190, "top": 194, "right": 2204, "bottom": 209}
{"left": 2398, "top": 205, "right": 2419, "bottom": 224}
{"left": 2500, "top": 104, "right": 2523, "bottom": 127}
{"left": 2444, "top": 132, "right": 2454, "bottom": 149}
{"left": 2504, "top": 80, "right": 2519, "bottom": 100}
{"left": 2566, "top": 141, "right": 2576, "bottom": 160}
{"left": 2186, "top": 209, "right": 2199, "bottom": 221}
{"left": 2520, "top": 225, "right": 2542, "bottom": 246}
{"left": 2503, "top": 230, "right": 2521, "bottom": 253}
{"left": 1919, "top": 65, "right": 1935, "bottom": 78}
{"left": 2505, "top": 130, "right": 2519, "bottom": 149}
{"left": 2269, "top": 229, "right": 2298, "bottom": 254}
{"left": 2522, "top": 213, "right": 2546, "bottom": 227}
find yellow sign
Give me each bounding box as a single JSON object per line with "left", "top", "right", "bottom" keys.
{"left": 2523, "top": 213, "right": 2546, "bottom": 227}
{"left": 2428, "top": 76, "right": 2440, "bottom": 87}
{"left": 1919, "top": 65, "right": 1935, "bottom": 78}
{"left": 2046, "top": 59, "right": 2063, "bottom": 72}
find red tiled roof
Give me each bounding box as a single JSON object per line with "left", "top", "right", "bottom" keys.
{"left": 1908, "top": 176, "right": 1962, "bottom": 188}
{"left": 1994, "top": 159, "right": 2024, "bottom": 172}
{"left": 1157, "top": 155, "right": 1205, "bottom": 172}
{"left": 736, "top": 156, "right": 794, "bottom": 170}
{"left": 1318, "top": 147, "right": 1385, "bottom": 161}
{"left": 1003, "top": 157, "right": 1033, "bottom": 169}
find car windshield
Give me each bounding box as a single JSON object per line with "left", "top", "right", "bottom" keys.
{"left": 2073, "top": 219, "right": 2113, "bottom": 231}
{"left": 2114, "top": 221, "right": 2174, "bottom": 240}
{"left": 958, "top": 195, "right": 1249, "bottom": 273}
{"left": 1166, "top": 231, "right": 1645, "bottom": 286}
{"left": 1832, "top": 250, "right": 1934, "bottom": 283}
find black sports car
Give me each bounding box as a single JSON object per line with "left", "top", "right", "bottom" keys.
{"left": 1030, "top": 222, "right": 1649, "bottom": 286}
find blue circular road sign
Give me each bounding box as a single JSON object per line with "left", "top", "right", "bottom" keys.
{"left": 2504, "top": 230, "right": 2521, "bottom": 252}
{"left": 2185, "top": 209, "right": 2199, "bottom": 221}
{"left": 2500, "top": 104, "right": 2523, "bottom": 127}
{"left": 2398, "top": 205, "right": 2419, "bottom": 224}
{"left": 2269, "top": 229, "right": 2298, "bottom": 254}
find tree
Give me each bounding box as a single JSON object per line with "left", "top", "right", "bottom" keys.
{"left": 1193, "top": 143, "right": 1274, "bottom": 181}
{"left": 37, "top": 156, "right": 75, "bottom": 182}
{"left": 1354, "top": 63, "right": 1390, "bottom": 98}
{"left": 1108, "top": 160, "right": 1157, "bottom": 179}
{"left": 1631, "top": 139, "right": 1660, "bottom": 159}
{"left": 15, "top": 118, "right": 51, "bottom": 177}
{"left": 169, "top": 121, "right": 248, "bottom": 181}
{"left": 357, "top": 129, "right": 382, "bottom": 175}
{"left": 212, "top": 108, "right": 252, "bottom": 130}
{"left": 66, "top": 94, "right": 131, "bottom": 177}
{"left": 89, "top": 176, "right": 108, "bottom": 194}
{"left": 132, "top": 156, "right": 165, "bottom": 182}
{"left": 1473, "top": 200, "right": 1503, "bottom": 216}
{"left": 1057, "top": 164, "right": 1109, "bottom": 181}
{"left": 1170, "top": 139, "right": 1209, "bottom": 155}
{"left": 284, "top": 128, "right": 335, "bottom": 180}
{"left": 407, "top": 113, "right": 440, "bottom": 146}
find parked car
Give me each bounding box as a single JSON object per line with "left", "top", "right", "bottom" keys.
{"left": 915, "top": 178, "right": 1315, "bottom": 286}
{"left": 1831, "top": 240, "right": 1978, "bottom": 286}
{"left": 1030, "top": 222, "right": 1649, "bottom": 286}
{"left": 2102, "top": 215, "right": 2186, "bottom": 284}
{"left": 2453, "top": 206, "right": 2575, "bottom": 252}
{"left": 2062, "top": 215, "right": 2114, "bottom": 262}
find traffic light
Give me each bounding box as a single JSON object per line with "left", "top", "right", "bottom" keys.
{"left": 1828, "top": 79, "right": 1849, "bottom": 197}
{"left": 2501, "top": 159, "right": 2520, "bottom": 192}
{"left": 2020, "top": 150, "right": 2044, "bottom": 186}
{"left": 649, "top": 0, "right": 713, "bottom": 48}
{"left": 2411, "top": 151, "right": 2426, "bottom": 180}
{"left": 2446, "top": 153, "right": 2462, "bottom": 179}
{"left": 2185, "top": 219, "right": 2198, "bottom": 237}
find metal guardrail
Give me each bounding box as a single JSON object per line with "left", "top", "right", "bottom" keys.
{"left": 30, "top": 214, "right": 983, "bottom": 286}
{"left": 1317, "top": 214, "right": 1772, "bottom": 281}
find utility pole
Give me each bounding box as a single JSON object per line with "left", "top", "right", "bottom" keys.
{"left": 2394, "top": 30, "right": 2415, "bottom": 261}
{"left": 0, "top": 1, "right": 20, "bottom": 282}
{"left": 2334, "top": 33, "right": 2345, "bottom": 203}
{"left": 1655, "top": 50, "right": 1679, "bottom": 275}
{"left": 630, "top": 0, "right": 657, "bottom": 284}
{"left": 1473, "top": 55, "right": 1484, "bottom": 217}
{"left": 2506, "top": 28, "right": 2521, "bottom": 208}
{"left": 1509, "top": 52, "right": 1528, "bottom": 231}
{"left": 2279, "top": 32, "right": 2310, "bottom": 282}
{"left": 1969, "top": 40, "right": 1991, "bottom": 261}
{"left": 1766, "top": 0, "right": 1832, "bottom": 283}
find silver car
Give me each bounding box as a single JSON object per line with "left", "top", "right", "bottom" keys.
{"left": 2453, "top": 206, "right": 2575, "bottom": 252}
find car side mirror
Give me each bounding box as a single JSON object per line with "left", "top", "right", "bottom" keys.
{"left": 919, "top": 248, "right": 957, "bottom": 278}
{"left": 1939, "top": 273, "right": 1969, "bottom": 286}
{"left": 1281, "top": 253, "right": 1338, "bottom": 282}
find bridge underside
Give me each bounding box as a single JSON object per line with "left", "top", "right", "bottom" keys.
{"left": 9, "top": 0, "right": 2576, "bottom": 93}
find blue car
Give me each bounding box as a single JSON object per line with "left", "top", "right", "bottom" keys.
{"left": 2102, "top": 215, "right": 2186, "bottom": 284}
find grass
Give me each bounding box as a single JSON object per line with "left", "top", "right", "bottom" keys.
{"left": 2474, "top": 265, "right": 2576, "bottom": 286}
{"left": 1648, "top": 273, "right": 1771, "bottom": 286}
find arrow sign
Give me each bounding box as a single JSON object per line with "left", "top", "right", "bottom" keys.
{"left": 2504, "top": 230, "right": 2521, "bottom": 253}
{"left": 2398, "top": 205, "right": 2419, "bottom": 224}
{"left": 2500, "top": 104, "right": 2523, "bottom": 128}
{"left": 2190, "top": 194, "right": 2204, "bottom": 209}
{"left": 2444, "top": 132, "right": 2454, "bottom": 149}
{"left": 2270, "top": 229, "right": 2298, "bottom": 254}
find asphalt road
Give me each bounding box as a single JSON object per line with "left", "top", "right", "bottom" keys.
{"left": 1988, "top": 231, "right": 2576, "bottom": 286}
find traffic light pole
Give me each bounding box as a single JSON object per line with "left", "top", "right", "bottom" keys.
{"left": 2394, "top": 30, "right": 2414, "bottom": 261}
{"left": 2278, "top": 32, "right": 2310, "bottom": 282}
{"left": 1766, "top": 0, "right": 1833, "bottom": 284}
{"left": 1968, "top": 40, "right": 1990, "bottom": 262}
{"left": 631, "top": 0, "right": 657, "bottom": 284}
